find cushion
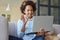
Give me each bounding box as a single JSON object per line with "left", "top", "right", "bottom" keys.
{"left": 0, "top": 16, "right": 8, "bottom": 40}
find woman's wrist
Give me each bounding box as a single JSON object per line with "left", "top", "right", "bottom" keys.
{"left": 23, "top": 21, "right": 27, "bottom": 25}
{"left": 21, "top": 22, "right": 27, "bottom": 32}
{"left": 23, "top": 22, "right": 26, "bottom": 26}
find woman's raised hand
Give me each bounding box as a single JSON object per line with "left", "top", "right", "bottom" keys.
{"left": 20, "top": 14, "right": 28, "bottom": 24}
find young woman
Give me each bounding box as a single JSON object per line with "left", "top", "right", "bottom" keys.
{"left": 17, "top": 1, "right": 45, "bottom": 40}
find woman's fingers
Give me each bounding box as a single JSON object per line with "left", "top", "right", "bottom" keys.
{"left": 20, "top": 14, "right": 28, "bottom": 24}
{"left": 25, "top": 17, "right": 28, "bottom": 23}
{"left": 20, "top": 14, "right": 25, "bottom": 23}
{"left": 20, "top": 14, "right": 24, "bottom": 20}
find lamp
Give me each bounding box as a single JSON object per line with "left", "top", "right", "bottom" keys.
{"left": 6, "top": 3, "right": 10, "bottom": 11}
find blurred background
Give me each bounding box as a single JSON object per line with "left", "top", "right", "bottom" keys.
{"left": 0, "top": 0, "right": 60, "bottom": 24}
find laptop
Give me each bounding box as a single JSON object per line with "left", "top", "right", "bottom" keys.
{"left": 33, "top": 16, "right": 53, "bottom": 32}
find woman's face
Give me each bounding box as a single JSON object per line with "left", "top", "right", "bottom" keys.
{"left": 24, "top": 5, "right": 33, "bottom": 19}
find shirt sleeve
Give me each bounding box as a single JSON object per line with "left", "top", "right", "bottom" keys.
{"left": 17, "top": 19, "right": 25, "bottom": 38}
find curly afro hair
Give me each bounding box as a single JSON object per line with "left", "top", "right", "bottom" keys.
{"left": 20, "top": 1, "right": 36, "bottom": 14}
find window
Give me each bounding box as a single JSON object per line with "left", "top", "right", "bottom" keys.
{"left": 40, "top": 0, "right": 48, "bottom": 5}
{"left": 36, "top": 0, "right": 60, "bottom": 24}
{"left": 51, "top": 0, "right": 58, "bottom": 6}
{"left": 51, "top": 8, "right": 58, "bottom": 24}
{"left": 40, "top": 7, "right": 48, "bottom": 16}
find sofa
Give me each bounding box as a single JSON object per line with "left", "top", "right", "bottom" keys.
{"left": 53, "top": 24, "right": 60, "bottom": 34}
{"left": 0, "top": 16, "right": 22, "bottom": 40}
{"left": 8, "top": 22, "right": 17, "bottom": 37}
{"left": 0, "top": 16, "right": 8, "bottom": 40}
{"left": 9, "top": 22, "right": 60, "bottom": 40}
{"left": 8, "top": 22, "right": 60, "bottom": 37}
{"left": 0, "top": 16, "right": 60, "bottom": 40}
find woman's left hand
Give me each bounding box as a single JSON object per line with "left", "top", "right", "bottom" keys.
{"left": 36, "top": 27, "right": 45, "bottom": 36}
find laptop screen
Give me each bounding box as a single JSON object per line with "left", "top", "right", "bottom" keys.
{"left": 33, "top": 16, "right": 53, "bottom": 32}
